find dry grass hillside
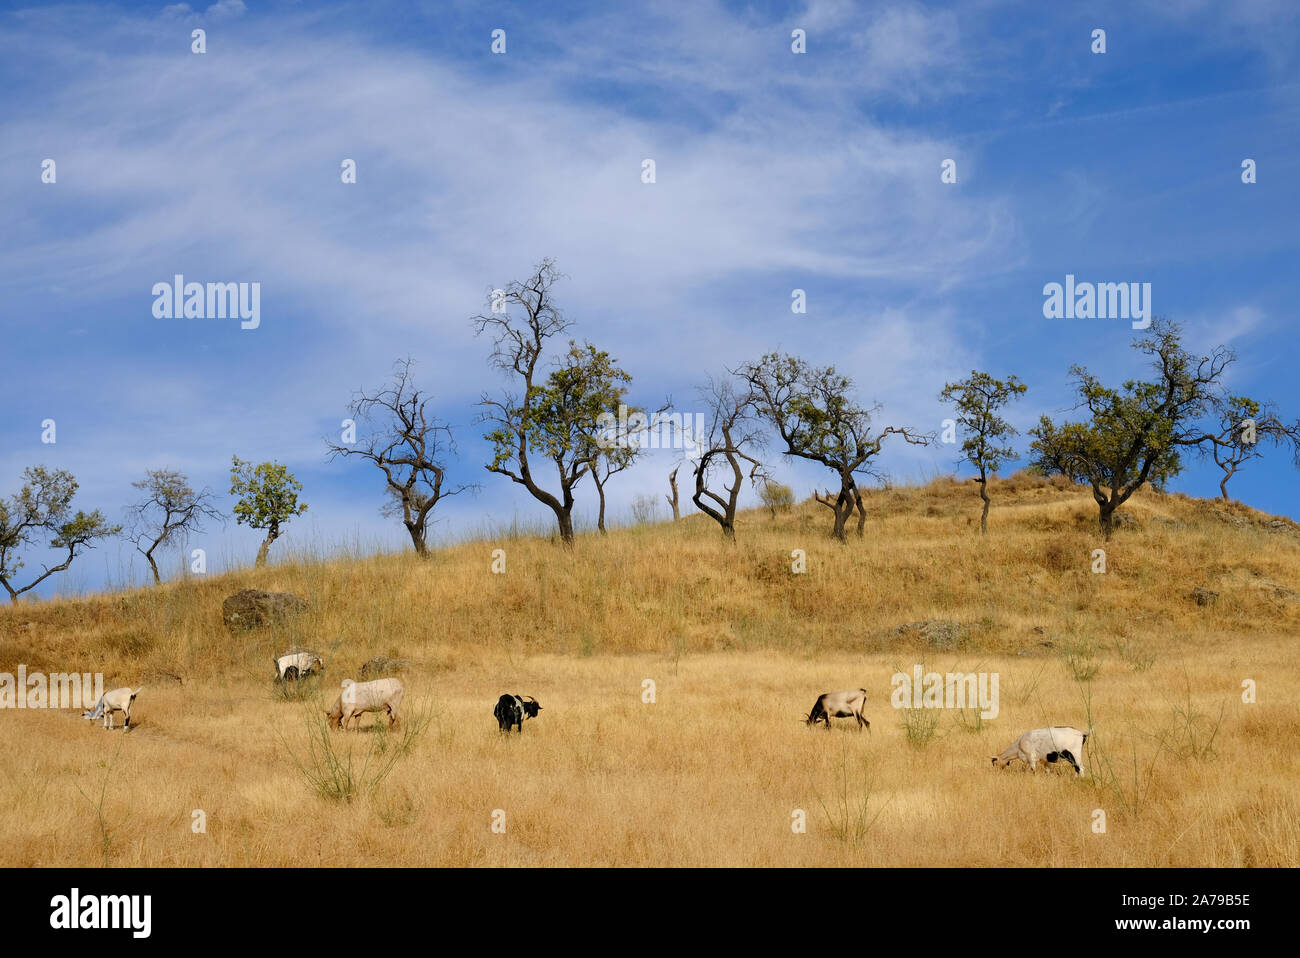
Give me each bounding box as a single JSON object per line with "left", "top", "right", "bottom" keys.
{"left": 1, "top": 473, "right": 1297, "bottom": 867}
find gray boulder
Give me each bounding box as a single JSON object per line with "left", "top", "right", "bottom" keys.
{"left": 222, "top": 589, "right": 308, "bottom": 631}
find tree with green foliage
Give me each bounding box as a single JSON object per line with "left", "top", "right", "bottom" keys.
{"left": 126, "top": 468, "right": 223, "bottom": 583}
{"left": 740, "top": 352, "right": 930, "bottom": 541}
{"left": 474, "top": 260, "right": 633, "bottom": 545}
{"left": 758, "top": 479, "right": 794, "bottom": 517}
{"left": 939, "top": 371, "right": 1027, "bottom": 534}
{"left": 0, "top": 466, "right": 120, "bottom": 603}
{"left": 1029, "top": 318, "right": 1232, "bottom": 537}
{"left": 229, "top": 456, "right": 308, "bottom": 567}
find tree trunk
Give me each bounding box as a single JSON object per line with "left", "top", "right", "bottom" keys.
{"left": 666, "top": 467, "right": 680, "bottom": 521}
{"left": 255, "top": 534, "right": 275, "bottom": 567}
{"left": 555, "top": 508, "right": 575, "bottom": 545}
{"left": 853, "top": 489, "right": 866, "bottom": 538}
{"left": 1098, "top": 504, "right": 1114, "bottom": 540}
{"left": 691, "top": 456, "right": 741, "bottom": 542}
{"left": 814, "top": 488, "right": 851, "bottom": 542}
{"left": 978, "top": 475, "right": 990, "bottom": 535}
{"left": 407, "top": 523, "right": 428, "bottom": 555}
{"left": 145, "top": 550, "right": 161, "bottom": 584}
{"left": 831, "top": 498, "right": 849, "bottom": 542}
{"left": 595, "top": 479, "right": 608, "bottom": 534}
{"left": 1219, "top": 470, "right": 1232, "bottom": 501}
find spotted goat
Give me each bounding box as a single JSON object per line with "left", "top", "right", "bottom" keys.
{"left": 494, "top": 694, "right": 542, "bottom": 733}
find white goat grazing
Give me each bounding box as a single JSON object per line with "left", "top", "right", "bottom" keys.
{"left": 275, "top": 650, "right": 324, "bottom": 682}
{"left": 992, "top": 726, "right": 1090, "bottom": 776}
{"left": 82, "top": 687, "right": 143, "bottom": 730}
{"left": 326, "top": 678, "right": 405, "bottom": 730}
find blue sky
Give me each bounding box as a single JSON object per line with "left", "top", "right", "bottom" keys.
{"left": 1, "top": 0, "right": 1297, "bottom": 597}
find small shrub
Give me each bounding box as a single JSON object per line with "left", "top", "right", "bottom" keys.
{"left": 1041, "top": 540, "right": 1074, "bottom": 573}
{"left": 281, "top": 702, "right": 430, "bottom": 804}
{"left": 1113, "top": 637, "right": 1156, "bottom": 673}
{"left": 759, "top": 480, "right": 795, "bottom": 517}
{"left": 1061, "top": 637, "right": 1101, "bottom": 682}
{"left": 1158, "top": 688, "right": 1226, "bottom": 762}
{"left": 373, "top": 785, "right": 418, "bottom": 828}
{"left": 1006, "top": 661, "right": 1048, "bottom": 705}
{"left": 274, "top": 670, "right": 322, "bottom": 701}
{"left": 816, "top": 746, "right": 891, "bottom": 845}
{"left": 901, "top": 707, "right": 939, "bottom": 749}
{"left": 630, "top": 494, "right": 660, "bottom": 525}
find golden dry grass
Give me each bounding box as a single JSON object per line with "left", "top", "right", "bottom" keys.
{"left": 1, "top": 474, "right": 1297, "bottom": 867}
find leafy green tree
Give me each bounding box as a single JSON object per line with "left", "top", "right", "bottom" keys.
{"left": 474, "top": 260, "right": 633, "bottom": 545}
{"left": 126, "top": 468, "right": 223, "bottom": 583}
{"left": 1029, "top": 318, "right": 1232, "bottom": 537}
{"left": 740, "top": 352, "right": 930, "bottom": 541}
{"left": 229, "top": 457, "right": 308, "bottom": 567}
{"left": 0, "top": 466, "right": 120, "bottom": 603}
{"left": 939, "top": 371, "right": 1027, "bottom": 534}
{"left": 759, "top": 479, "right": 795, "bottom": 517}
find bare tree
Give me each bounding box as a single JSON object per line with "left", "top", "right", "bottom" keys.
{"left": 473, "top": 260, "right": 632, "bottom": 545}
{"left": 666, "top": 466, "right": 681, "bottom": 521}
{"left": 1196, "top": 396, "right": 1300, "bottom": 500}
{"left": 740, "top": 353, "right": 930, "bottom": 541}
{"left": 689, "top": 376, "right": 767, "bottom": 541}
{"left": 326, "top": 358, "right": 474, "bottom": 555}
{"left": 630, "top": 494, "right": 660, "bottom": 525}
{"left": 126, "top": 469, "right": 223, "bottom": 583}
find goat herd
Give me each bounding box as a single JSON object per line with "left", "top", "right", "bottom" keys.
{"left": 78, "top": 650, "right": 1091, "bottom": 777}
